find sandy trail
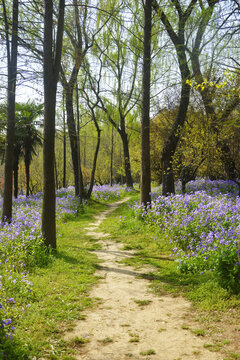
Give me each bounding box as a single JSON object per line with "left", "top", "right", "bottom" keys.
{"left": 64, "top": 198, "right": 222, "bottom": 360}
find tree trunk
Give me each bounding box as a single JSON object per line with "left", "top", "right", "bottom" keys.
{"left": 161, "top": 81, "right": 191, "bottom": 195}
{"left": 42, "top": 0, "right": 65, "bottom": 249}
{"left": 182, "top": 181, "right": 186, "bottom": 194}
{"left": 110, "top": 125, "right": 114, "bottom": 186}
{"left": 120, "top": 131, "right": 133, "bottom": 188}
{"left": 54, "top": 155, "right": 59, "bottom": 190}
{"left": 13, "top": 156, "right": 19, "bottom": 199}
{"left": 62, "top": 89, "right": 66, "bottom": 188}
{"left": 160, "top": 57, "right": 191, "bottom": 195}
{"left": 25, "top": 156, "right": 30, "bottom": 196}
{"left": 87, "top": 125, "right": 101, "bottom": 198}
{"left": 65, "top": 84, "right": 80, "bottom": 197}
{"left": 152, "top": 1, "right": 197, "bottom": 196}
{"left": 140, "top": 0, "right": 152, "bottom": 206}
{"left": 2, "top": 0, "right": 18, "bottom": 222}
{"left": 75, "top": 84, "right": 84, "bottom": 200}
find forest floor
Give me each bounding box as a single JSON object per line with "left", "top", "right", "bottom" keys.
{"left": 63, "top": 198, "right": 226, "bottom": 360}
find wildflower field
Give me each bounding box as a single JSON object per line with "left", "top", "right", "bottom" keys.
{"left": 0, "top": 185, "right": 128, "bottom": 358}
{"left": 133, "top": 179, "right": 240, "bottom": 293}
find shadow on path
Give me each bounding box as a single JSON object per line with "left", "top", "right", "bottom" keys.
{"left": 94, "top": 264, "right": 161, "bottom": 281}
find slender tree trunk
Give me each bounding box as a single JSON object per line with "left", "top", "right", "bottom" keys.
{"left": 76, "top": 84, "right": 84, "bottom": 200}
{"left": 110, "top": 125, "right": 114, "bottom": 186}
{"left": 63, "top": 89, "right": 66, "bottom": 188}
{"left": 161, "top": 73, "right": 191, "bottom": 195}
{"left": 42, "top": 0, "right": 65, "bottom": 249}
{"left": 2, "top": 0, "right": 18, "bottom": 222}
{"left": 54, "top": 155, "right": 59, "bottom": 190}
{"left": 141, "top": 0, "right": 152, "bottom": 206}
{"left": 182, "top": 181, "right": 186, "bottom": 194}
{"left": 87, "top": 126, "right": 101, "bottom": 198}
{"left": 42, "top": 0, "right": 56, "bottom": 248}
{"left": 65, "top": 84, "right": 80, "bottom": 196}
{"left": 120, "top": 131, "right": 133, "bottom": 188}
{"left": 25, "top": 157, "right": 30, "bottom": 196}
{"left": 13, "top": 156, "right": 19, "bottom": 199}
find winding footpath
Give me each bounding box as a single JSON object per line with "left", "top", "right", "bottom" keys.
{"left": 64, "top": 198, "right": 222, "bottom": 360}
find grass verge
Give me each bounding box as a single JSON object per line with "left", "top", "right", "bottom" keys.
{"left": 2, "top": 200, "right": 111, "bottom": 360}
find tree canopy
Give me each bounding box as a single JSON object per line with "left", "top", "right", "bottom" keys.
{"left": 0, "top": 0, "right": 239, "bottom": 246}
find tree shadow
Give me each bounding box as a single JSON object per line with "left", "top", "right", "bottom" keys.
{"left": 94, "top": 264, "right": 162, "bottom": 281}
{"left": 135, "top": 253, "right": 173, "bottom": 262}
{"left": 94, "top": 249, "right": 138, "bottom": 258}
{"left": 52, "top": 250, "right": 80, "bottom": 265}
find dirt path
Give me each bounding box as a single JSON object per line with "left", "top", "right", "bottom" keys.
{"left": 64, "top": 198, "right": 222, "bottom": 360}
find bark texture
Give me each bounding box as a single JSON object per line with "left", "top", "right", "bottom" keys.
{"left": 140, "top": 0, "right": 152, "bottom": 206}
{"left": 2, "top": 0, "right": 18, "bottom": 222}
{"left": 42, "top": 0, "right": 65, "bottom": 248}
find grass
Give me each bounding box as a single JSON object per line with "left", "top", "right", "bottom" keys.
{"left": 134, "top": 299, "right": 152, "bottom": 306}
{"left": 68, "top": 336, "right": 90, "bottom": 347}
{"left": 191, "top": 328, "right": 206, "bottom": 337}
{"left": 140, "top": 349, "right": 156, "bottom": 356}
{"left": 98, "top": 337, "right": 114, "bottom": 344}
{"left": 1, "top": 199, "right": 111, "bottom": 360}
{"left": 128, "top": 332, "right": 140, "bottom": 342}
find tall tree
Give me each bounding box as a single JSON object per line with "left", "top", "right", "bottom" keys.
{"left": 140, "top": 0, "right": 152, "bottom": 206}
{"left": 153, "top": 0, "right": 219, "bottom": 195}
{"left": 42, "top": 0, "right": 65, "bottom": 248}
{"left": 60, "top": 0, "right": 89, "bottom": 199}
{"left": 80, "top": 79, "right": 102, "bottom": 198}
{"left": 1, "top": 0, "right": 19, "bottom": 222}
{"left": 87, "top": 11, "right": 142, "bottom": 188}
{"left": 153, "top": 0, "right": 194, "bottom": 194}
{"left": 189, "top": 0, "right": 240, "bottom": 189}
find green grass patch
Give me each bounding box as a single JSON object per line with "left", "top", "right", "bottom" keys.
{"left": 134, "top": 299, "right": 152, "bottom": 306}
{"left": 98, "top": 337, "right": 114, "bottom": 344}
{"left": 1, "top": 200, "right": 113, "bottom": 360}
{"left": 191, "top": 328, "right": 206, "bottom": 337}
{"left": 140, "top": 349, "right": 156, "bottom": 356}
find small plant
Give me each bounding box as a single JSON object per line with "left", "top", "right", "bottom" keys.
{"left": 140, "top": 349, "right": 156, "bottom": 356}
{"left": 69, "top": 336, "right": 90, "bottom": 347}
{"left": 224, "top": 352, "right": 240, "bottom": 360}
{"left": 128, "top": 332, "right": 140, "bottom": 343}
{"left": 158, "top": 328, "right": 167, "bottom": 332}
{"left": 192, "top": 329, "right": 205, "bottom": 336}
{"left": 193, "top": 350, "right": 201, "bottom": 355}
{"left": 129, "top": 337, "right": 140, "bottom": 343}
{"left": 98, "top": 337, "right": 114, "bottom": 344}
{"left": 134, "top": 299, "right": 152, "bottom": 306}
